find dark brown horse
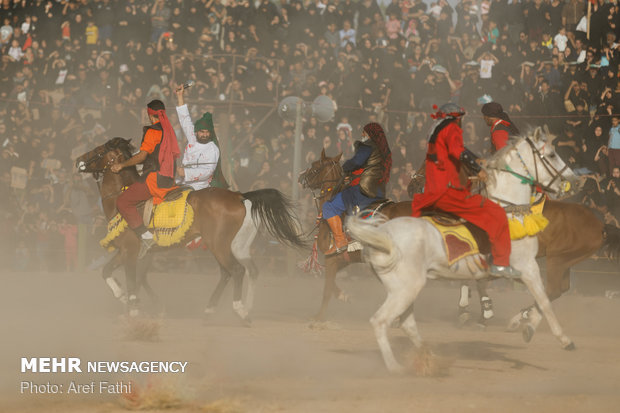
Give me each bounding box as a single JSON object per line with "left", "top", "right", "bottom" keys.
{"left": 76, "top": 137, "right": 307, "bottom": 321}
{"left": 299, "top": 149, "right": 411, "bottom": 320}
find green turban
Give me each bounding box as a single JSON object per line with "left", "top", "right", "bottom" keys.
{"left": 194, "top": 112, "right": 215, "bottom": 134}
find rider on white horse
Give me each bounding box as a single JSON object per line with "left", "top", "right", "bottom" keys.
{"left": 411, "top": 103, "right": 521, "bottom": 279}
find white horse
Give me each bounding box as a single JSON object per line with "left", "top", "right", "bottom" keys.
{"left": 346, "top": 128, "right": 577, "bottom": 373}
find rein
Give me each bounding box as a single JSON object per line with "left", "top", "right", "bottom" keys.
{"left": 301, "top": 159, "right": 345, "bottom": 216}
{"left": 80, "top": 147, "right": 128, "bottom": 202}
{"left": 483, "top": 137, "right": 570, "bottom": 208}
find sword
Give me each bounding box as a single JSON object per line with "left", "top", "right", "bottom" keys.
{"left": 182, "top": 162, "right": 218, "bottom": 168}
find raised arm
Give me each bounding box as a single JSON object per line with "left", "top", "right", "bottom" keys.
{"left": 175, "top": 84, "right": 196, "bottom": 146}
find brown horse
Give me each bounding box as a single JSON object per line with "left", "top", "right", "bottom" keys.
{"left": 502, "top": 199, "right": 620, "bottom": 338}
{"left": 299, "top": 149, "right": 411, "bottom": 320}
{"left": 76, "top": 137, "right": 307, "bottom": 321}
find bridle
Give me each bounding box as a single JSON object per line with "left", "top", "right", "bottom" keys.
{"left": 522, "top": 136, "right": 571, "bottom": 194}
{"left": 300, "top": 159, "right": 345, "bottom": 215}
{"left": 485, "top": 136, "right": 572, "bottom": 206}
{"left": 77, "top": 144, "right": 126, "bottom": 200}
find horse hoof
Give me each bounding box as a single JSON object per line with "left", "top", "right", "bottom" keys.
{"left": 457, "top": 311, "right": 471, "bottom": 327}
{"left": 239, "top": 316, "right": 252, "bottom": 328}
{"left": 522, "top": 325, "right": 535, "bottom": 343}
{"left": 204, "top": 307, "right": 215, "bottom": 316}
{"left": 337, "top": 291, "right": 351, "bottom": 303}
{"left": 506, "top": 319, "right": 521, "bottom": 332}
{"left": 474, "top": 319, "right": 487, "bottom": 330}
{"left": 129, "top": 309, "right": 139, "bottom": 318}
{"left": 563, "top": 342, "right": 576, "bottom": 351}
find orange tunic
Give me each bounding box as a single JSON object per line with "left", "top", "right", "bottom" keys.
{"left": 141, "top": 127, "right": 176, "bottom": 204}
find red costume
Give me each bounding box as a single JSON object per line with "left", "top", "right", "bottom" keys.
{"left": 490, "top": 119, "right": 511, "bottom": 151}
{"left": 411, "top": 118, "right": 513, "bottom": 266}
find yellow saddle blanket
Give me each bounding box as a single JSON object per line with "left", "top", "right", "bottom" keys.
{"left": 100, "top": 189, "right": 194, "bottom": 251}
{"left": 422, "top": 216, "right": 479, "bottom": 265}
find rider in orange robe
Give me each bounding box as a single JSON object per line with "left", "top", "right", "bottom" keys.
{"left": 411, "top": 103, "right": 521, "bottom": 279}
{"left": 111, "top": 99, "right": 180, "bottom": 256}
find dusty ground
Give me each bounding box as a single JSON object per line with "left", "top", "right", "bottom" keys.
{"left": 1, "top": 260, "right": 620, "bottom": 413}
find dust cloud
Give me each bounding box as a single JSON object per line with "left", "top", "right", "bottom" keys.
{"left": 1, "top": 253, "right": 620, "bottom": 412}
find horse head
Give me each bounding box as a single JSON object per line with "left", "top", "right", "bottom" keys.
{"left": 524, "top": 126, "right": 577, "bottom": 197}
{"left": 298, "top": 148, "right": 343, "bottom": 191}
{"left": 487, "top": 127, "right": 577, "bottom": 202}
{"left": 75, "top": 137, "right": 134, "bottom": 174}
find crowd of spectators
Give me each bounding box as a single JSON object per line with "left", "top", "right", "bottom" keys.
{"left": 2, "top": 0, "right": 620, "bottom": 272}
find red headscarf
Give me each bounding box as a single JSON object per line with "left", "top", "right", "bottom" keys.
{"left": 363, "top": 122, "right": 392, "bottom": 184}
{"left": 147, "top": 107, "right": 180, "bottom": 178}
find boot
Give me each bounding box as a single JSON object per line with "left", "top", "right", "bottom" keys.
{"left": 325, "top": 216, "right": 348, "bottom": 256}
{"left": 489, "top": 264, "right": 521, "bottom": 279}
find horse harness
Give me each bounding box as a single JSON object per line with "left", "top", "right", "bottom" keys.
{"left": 484, "top": 137, "right": 570, "bottom": 208}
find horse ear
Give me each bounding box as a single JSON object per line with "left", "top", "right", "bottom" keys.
{"left": 335, "top": 152, "right": 343, "bottom": 162}
{"left": 320, "top": 148, "right": 326, "bottom": 160}
{"left": 533, "top": 127, "right": 543, "bottom": 142}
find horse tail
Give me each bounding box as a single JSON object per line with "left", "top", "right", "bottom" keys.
{"left": 603, "top": 224, "right": 620, "bottom": 260}
{"left": 242, "top": 189, "right": 308, "bottom": 249}
{"left": 346, "top": 213, "right": 399, "bottom": 271}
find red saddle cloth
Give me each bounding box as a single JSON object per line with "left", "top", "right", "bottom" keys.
{"left": 421, "top": 215, "right": 489, "bottom": 267}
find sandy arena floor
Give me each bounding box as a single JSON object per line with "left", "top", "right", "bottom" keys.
{"left": 1, "top": 261, "right": 619, "bottom": 413}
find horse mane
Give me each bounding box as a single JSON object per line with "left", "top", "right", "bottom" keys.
{"left": 105, "top": 137, "right": 135, "bottom": 161}
{"left": 485, "top": 137, "right": 519, "bottom": 171}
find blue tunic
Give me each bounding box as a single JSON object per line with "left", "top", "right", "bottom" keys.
{"left": 322, "top": 144, "right": 384, "bottom": 219}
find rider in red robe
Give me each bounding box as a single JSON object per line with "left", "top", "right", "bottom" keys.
{"left": 411, "top": 103, "right": 521, "bottom": 279}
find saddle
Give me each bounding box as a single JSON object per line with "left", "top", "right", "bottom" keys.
{"left": 101, "top": 188, "right": 195, "bottom": 251}
{"left": 142, "top": 185, "right": 194, "bottom": 227}
{"left": 420, "top": 209, "right": 491, "bottom": 264}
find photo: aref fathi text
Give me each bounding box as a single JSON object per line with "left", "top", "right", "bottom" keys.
{"left": 20, "top": 380, "right": 132, "bottom": 394}
{"left": 21, "top": 357, "right": 188, "bottom": 373}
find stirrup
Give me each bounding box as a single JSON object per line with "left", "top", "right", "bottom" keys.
{"left": 489, "top": 264, "right": 521, "bottom": 279}
{"left": 138, "top": 238, "right": 155, "bottom": 259}
{"left": 325, "top": 245, "right": 348, "bottom": 257}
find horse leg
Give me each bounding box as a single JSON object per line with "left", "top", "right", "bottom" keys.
{"left": 205, "top": 265, "right": 232, "bottom": 315}
{"left": 230, "top": 200, "right": 259, "bottom": 312}
{"left": 136, "top": 253, "right": 163, "bottom": 315}
{"left": 518, "top": 257, "right": 574, "bottom": 350}
{"left": 457, "top": 283, "right": 472, "bottom": 326}
{"left": 238, "top": 259, "right": 258, "bottom": 312}
{"left": 507, "top": 256, "right": 571, "bottom": 333}
{"left": 314, "top": 256, "right": 343, "bottom": 321}
{"left": 399, "top": 305, "right": 423, "bottom": 348}
{"left": 371, "top": 272, "right": 427, "bottom": 373}
{"left": 475, "top": 279, "right": 494, "bottom": 323}
{"left": 210, "top": 244, "right": 251, "bottom": 326}
{"left": 124, "top": 253, "right": 139, "bottom": 317}
{"left": 229, "top": 259, "right": 251, "bottom": 326}
{"left": 101, "top": 252, "right": 126, "bottom": 303}
{"left": 545, "top": 257, "right": 573, "bottom": 301}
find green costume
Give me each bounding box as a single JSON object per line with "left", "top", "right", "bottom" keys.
{"left": 194, "top": 112, "right": 229, "bottom": 189}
